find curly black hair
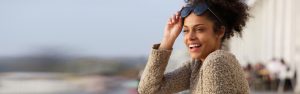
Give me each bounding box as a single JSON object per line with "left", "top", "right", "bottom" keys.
{"left": 184, "top": 0, "right": 250, "bottom": 40}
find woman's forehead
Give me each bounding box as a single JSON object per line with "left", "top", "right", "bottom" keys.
{"left": 183, "top": 13, "right": 213, "bottom": 27}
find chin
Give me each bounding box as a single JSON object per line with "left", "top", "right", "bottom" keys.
{"left": 190, "top": 53, "right": 202, "bottom": 60}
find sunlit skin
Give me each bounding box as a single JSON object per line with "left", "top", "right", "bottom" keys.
{"left": 183, "top": 12, "right": 225, "bottom": 62}
{"left": 159, "top": 11, "right": 225, "bottom": 62}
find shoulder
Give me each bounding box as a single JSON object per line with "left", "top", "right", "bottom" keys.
{"left": 201, "top": 50, "right": 245, "bottom": 80}
{"left": 207, "top": 50, "right": 235, "bottom": 60}
{"left": 202, "top": 50, "right": 239, "bottom": 71}
{"left": 202, "top": 50, "right": 241, "bottom": 73}
{"left": 201, "top": 50, "right": 249, "bottom": 93}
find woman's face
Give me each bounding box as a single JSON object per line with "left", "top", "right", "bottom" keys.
{"left": 183, "top": 12, "right": 224, "bottom": 61}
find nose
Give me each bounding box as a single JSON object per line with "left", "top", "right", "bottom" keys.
{"left": 187, "top": 31, "right": 196, "bottom": 40}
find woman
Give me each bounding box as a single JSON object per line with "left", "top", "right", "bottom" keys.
{"left": 138, "top": 0, "right": 250, "bottom": 94}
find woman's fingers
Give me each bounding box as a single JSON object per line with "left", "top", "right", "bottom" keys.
{"left": 168, "top": 12, "right": 181, "bottom": 25}
{"left": 177, "top": 11, "right": 182, "bottom": 23}
{"left": 178, "top": 15, "right": 182, "bottom": 24}
{"left": 175, "top": 11, "right": 180, "bottom": 19}
{"left": 168, "top": 17, "right": 172, "bottom": 24}
{"left": 172, "top": 14, "right": 176, "bottom": 23}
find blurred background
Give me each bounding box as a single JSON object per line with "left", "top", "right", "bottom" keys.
{"left": 0, "top": 0, "right": 299, "bottom": 94}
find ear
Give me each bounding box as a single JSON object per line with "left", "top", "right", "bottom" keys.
{"left": 216, "top": 26, "right": 225, "bottom": 40}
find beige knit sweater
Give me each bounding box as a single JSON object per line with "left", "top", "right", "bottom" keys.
{"left": 138, "top": 44, "right": 249, "bottom": 94}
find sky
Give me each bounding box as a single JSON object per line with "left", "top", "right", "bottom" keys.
{"left": 0, "top": 0, "right": 187, "bottom": 57}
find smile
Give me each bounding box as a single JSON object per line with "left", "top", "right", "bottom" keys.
{"left": 189, "top": 43, "right": 201, "bottom": 50}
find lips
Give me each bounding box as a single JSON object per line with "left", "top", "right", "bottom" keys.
{"left": 189, "top": 43, "right": 201, "bottom": 49}
{"left": 188, "top": 43, "right": 201, "bottom": 52}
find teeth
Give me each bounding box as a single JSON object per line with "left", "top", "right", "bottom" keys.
{"left": 189, "top": 44, "right": 200, "bottom": 47}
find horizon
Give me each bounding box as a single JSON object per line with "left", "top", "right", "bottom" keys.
{"left": 0, "top": 0, "right": 186, "bottom": 58}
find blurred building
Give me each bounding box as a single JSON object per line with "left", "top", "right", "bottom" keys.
{"left": 230, "top": 0, "right": 300, "bottom": 92}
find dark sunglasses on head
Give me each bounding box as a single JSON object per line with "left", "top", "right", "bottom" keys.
{"left": 180, "top": 2, "right": 224, "bottom": 25}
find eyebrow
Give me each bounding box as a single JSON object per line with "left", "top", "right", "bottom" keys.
{"left": 183, "top": 24, "right": 205, "bottom": 28}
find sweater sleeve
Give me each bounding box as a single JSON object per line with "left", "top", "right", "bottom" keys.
{"left": 138, "top": 44, "right": 191, "bottom": 94}
{"left": 202, "top": 50, "right": 249, "bottom": 94}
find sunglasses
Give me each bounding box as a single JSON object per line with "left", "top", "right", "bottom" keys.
{"left": 180, "top": 3, "right": 224, "bottom": 25}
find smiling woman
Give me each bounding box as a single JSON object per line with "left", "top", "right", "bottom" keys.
{"left": 138, "top": 0, "right": 250, "bottom": 93}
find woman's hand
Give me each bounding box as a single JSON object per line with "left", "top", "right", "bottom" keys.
{"left": 159, "top": 11, "right": 183, "bottom": 50}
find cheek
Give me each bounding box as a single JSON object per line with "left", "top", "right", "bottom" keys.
{"left": 196, "top": 33, "right": 209, "bottom": 42}
{"left": 183, "top": 35, "right": 189, "bottom": 46}
{"left": 199, "top": 32, "right": 217, "bottom": 47}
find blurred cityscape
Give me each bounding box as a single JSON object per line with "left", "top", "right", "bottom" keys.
{"left": 0, "top": 50, "right": 147, "bottom": 94}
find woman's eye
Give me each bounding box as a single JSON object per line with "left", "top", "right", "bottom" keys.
{"left": 196, "top": 28, "right": 204, "bottom": 32}
{"left": 183, "top": 30, "right": 188, "bottom": 33}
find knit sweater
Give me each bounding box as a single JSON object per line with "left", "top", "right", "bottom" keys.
{"left": 138, "top": 44, "right": 249, "bottom": 94}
